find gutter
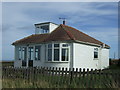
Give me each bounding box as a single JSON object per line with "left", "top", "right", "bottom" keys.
{"left": 74, "top": 40, "right": 110, "bottom": 49}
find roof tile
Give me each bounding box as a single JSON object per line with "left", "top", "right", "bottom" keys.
{"left": 12, "top": 24, "right": 110, "bottom": 48}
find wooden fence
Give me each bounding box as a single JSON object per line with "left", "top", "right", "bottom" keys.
{"left": 2, "top": 67, "right": 120, "bottom": 88}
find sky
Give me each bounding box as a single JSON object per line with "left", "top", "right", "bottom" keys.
{"left": 2, "top": 2, "right": 118, "bottom": 60}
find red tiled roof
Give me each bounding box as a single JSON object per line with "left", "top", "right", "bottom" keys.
{"left": 12, "top": 24, "right": 110, "bottom": 48}
{"left": 12, "top": 34, "right": 49, "bottom": 45}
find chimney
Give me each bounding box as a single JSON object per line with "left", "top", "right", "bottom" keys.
{"left": 59, "top": 17, "right": 66, "bottom": 25}
{"left": 63, "top": 20, "right": 65, "bottom": 25}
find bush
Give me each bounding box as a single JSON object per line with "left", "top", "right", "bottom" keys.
{"left": 117, "top": 59, "right": 120, "bottom": 67}
{"left": 109, "top": 58, "right": 112, "bottom": 65}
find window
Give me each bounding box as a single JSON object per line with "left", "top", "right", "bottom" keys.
{"left": 35, "top": 46, "right": 41, "bottom": 60}
{"left": 28, "top": 47, "right": 34, "bottom": 60}
{"left": 18, "top": 47, "right": 21, "bottom": 60}
{"left": 48, "top": 44, "right": 52, "bottom": 61}
{"left": 62, "top": 48, "right": 69, "bottom": 61}
{"left": 22, "top": 47, "right": 27, "bottom": 60}
{"left": 61, "top": 44, "right": 69, "bottom": 61}
{"left": 41, "top": 25, "right": 49, "bottom": 33}
{"left": 54, "top": 44, "right": 60, "bottom": 61}
{"left": 94, "top": 48, "right": 98, "bottom": 59}
{"left": 46, "top": 43, "right": 69, "bottom": 62}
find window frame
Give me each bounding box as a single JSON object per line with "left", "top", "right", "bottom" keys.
{"left": 53, "top": 43, "right": 60, "bottom": 61}
{"left": 94, "top": 48, "right": 99, "bottom": 59}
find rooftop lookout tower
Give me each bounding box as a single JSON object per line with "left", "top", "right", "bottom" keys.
{"left": 34, "top": 22, "right": 59, "bottom": 34}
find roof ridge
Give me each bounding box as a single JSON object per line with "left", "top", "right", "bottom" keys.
{"left": 60, "top": 24, "right": 75, "bottom": 40}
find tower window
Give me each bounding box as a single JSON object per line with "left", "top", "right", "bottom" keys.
{"left": 41, "top": 25, "right": 49, "bottom": 33}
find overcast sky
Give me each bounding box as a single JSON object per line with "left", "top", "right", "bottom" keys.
{"left": 2, "top": 2, "right": 118, "bottom": 60}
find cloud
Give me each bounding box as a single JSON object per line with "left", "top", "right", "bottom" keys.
{"left": 2, "top": 2, "right": 118, "bottom": 60}
{"left": 85, "top": 28, "right": 118, "bottom": 42}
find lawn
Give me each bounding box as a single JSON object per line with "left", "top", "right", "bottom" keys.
{"left": 2, "top": 64, "right": 120, "bottom": 88}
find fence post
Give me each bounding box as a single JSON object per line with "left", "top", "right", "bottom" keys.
{"left": 61, "top": 67, "right": 64, "bottom": 86}
{"left": 70, "top": 68, "right": 74, "bottom": 85}
{"left": 64, "top": 68, "right": 67, "bottom": 86}
{"left": 86, "top": 68, "right": 89, "bottom": 88}
{"left": 58, "top": 67, "right": 61, "bottom": 88}
{"left": 75, "top": 68, "right": 78, "bottom": 87}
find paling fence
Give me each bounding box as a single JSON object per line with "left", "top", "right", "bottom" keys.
{"left": 2, "top": 67, "right": 120, "bottom": 88}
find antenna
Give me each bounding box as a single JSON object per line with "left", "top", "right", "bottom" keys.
{"left": 59, "top": 17, "right": 66, "bottom": 25}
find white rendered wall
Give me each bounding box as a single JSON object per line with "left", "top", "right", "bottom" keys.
{"left": 73, "top": 43, "right": 99, "bottom": 70}
{"left": 49, "top": 23, "right": 59, "bottom": 33}
{"left": 100, "top": 48, "right": 109, "bottom": 69}
{"left": 73, "top": 43, "right": 109, "bottom": 70}
{"left": 14, "top": 42, "right": 109, "bottom": 69}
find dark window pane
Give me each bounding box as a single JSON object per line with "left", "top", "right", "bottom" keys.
{"left": 54, "top": 44, "right": 59, "bottom": 47}
{"left": 94, "top": 52, "right": 98, "bottom": 58}
{"left": 62, "top": 44, "right": 68, "bottom": 47}
{"left": 62, "top": 48, "right": 69, "bottom": 61}
{"left": 48, "top": 49, "right": 52, "bottom": 61}
{"left": 48, "top": 44, "right": 52, "bottom": 48}
{"left": 54, "top": 49, "right": 59, "bottom": 61}
{"left": 22, "top": 60, "right": 26, "bottom": 66}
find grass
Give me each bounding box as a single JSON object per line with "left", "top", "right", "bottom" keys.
{"left": 2, "top": 70, "right": 120, "bottom": 88}
{"left": 2, "top": 63, "right": 120, "bottom": 88}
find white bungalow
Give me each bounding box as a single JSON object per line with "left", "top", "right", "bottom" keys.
{"left": 12, "top": 22, "right": 110, "bottom": 69}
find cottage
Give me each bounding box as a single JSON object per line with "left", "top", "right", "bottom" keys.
{"left": 12, "top": 22, "right": 110, "bottom": 69}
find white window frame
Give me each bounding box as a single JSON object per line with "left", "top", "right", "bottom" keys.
{"left": 46, "top": 43, "right": 70, "bottom": 62}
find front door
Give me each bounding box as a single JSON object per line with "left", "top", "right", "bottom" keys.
{"left": 28, "top": 47, "right": 34, "bottom": 67}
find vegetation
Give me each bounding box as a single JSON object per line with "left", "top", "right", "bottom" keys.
{"left": 2, "top": 61, "right": 120, "bottom": 88}
{"left": 2, "top": 66, "right": 120, "bottom": 88}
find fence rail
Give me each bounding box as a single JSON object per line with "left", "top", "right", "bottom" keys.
{"left": 2, "top": 67, "right": 120, "bottom": 88}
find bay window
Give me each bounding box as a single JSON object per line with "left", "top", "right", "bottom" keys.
{"left": 46, "top": 43, "right": 69, "bottom": 62}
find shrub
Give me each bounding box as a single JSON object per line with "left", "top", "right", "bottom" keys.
{"left": 117, "top": 59, "right": 120, "bottom": 67}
